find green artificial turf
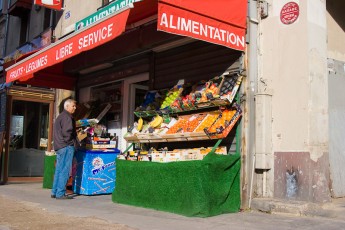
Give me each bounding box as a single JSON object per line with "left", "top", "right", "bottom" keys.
{"left": 112, "top": 152, "right": 241, "bottom": 217}
{"left": 42, "top": 155, "right": 56, "bottom": 189}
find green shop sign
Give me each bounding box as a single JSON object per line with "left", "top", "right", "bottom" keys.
{"left": 75, "top": 0, "right": 141, "bottom": 31}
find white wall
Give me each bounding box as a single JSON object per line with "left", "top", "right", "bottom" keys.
{"left": 260, "top": 0, "right": 328, "bottom": 158}
{"left": 257, "top": 0, "right": 329, "bottom": 198}
{"left": 55, "top": 0, "right": 103, "bottom": 38}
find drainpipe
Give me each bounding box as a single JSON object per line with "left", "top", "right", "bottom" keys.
{"left": 253, "top": 0, "right": 273, "bottom": 199}
{"left": 247, "top": 0, "right": 259, "bottom": 208}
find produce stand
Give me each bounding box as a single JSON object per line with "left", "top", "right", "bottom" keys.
{"left": 113, "top": 72, "right": 243, "bottom": 217}
{"left": 112, "top": 150, "right": 241, "bottom": 217}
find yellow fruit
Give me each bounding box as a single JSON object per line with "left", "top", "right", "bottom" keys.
{"left": 137, "top": 117, "right": 143, "bottom": 131}
{"left": 150, "top": 115, "right": 163, "bottom": 128}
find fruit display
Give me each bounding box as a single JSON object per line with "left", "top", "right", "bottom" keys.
{"left": 219, "top": 74, "right": 243, "bottom": 105}
{"left": 149, "top": 115, "right": 163, "bottom": 128}
{"left": 194, "top": 111, "right": 220, "bottom": 132}
{"left": 170, "top": 85, "right": 195, "bottom": 111}
{"left": 197, "top": 77, "right": 223, "bottom": 103}
{"left": 124, "top": 74, "right": 243, "bottom": 143}
{"left": 184, "top": 114, "right": 207, "bottom": 132}
{"left": 160, "top": 85, "right": 183, "bottom": 109}
{"left": 137, "top": 117, "right": 144, "bottom": 131}
{"left": 208, "top": 109, "right": 237, "bottom": 134}
{"left": 219, "top": 76, "right": 237, "bottom": 97}
{"left": 192, "top": 80, "right": 210, "bottom": 103}
{"left": 165, "top": 114, "right": 207, "bottom": 134}
{"left": 166, "top": 116, "right": 188, "bottom": 134}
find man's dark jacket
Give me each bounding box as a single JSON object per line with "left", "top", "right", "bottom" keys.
{"left": 53, "top": 110, "right": 77, "bottom": 151}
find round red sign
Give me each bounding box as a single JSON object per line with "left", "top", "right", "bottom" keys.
{"left": 280, "top": 2, "right": 299, "bottom": 25}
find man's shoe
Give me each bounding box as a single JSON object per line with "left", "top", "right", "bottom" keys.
{"left": 56, "top": 195, "right": 73, "bottom": 200}
{"left": 51, "top": 195, "right": 56, "bottom": 198}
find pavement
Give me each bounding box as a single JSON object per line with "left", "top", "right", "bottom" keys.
{"left": 0, "top": 182, "right": 345, "bottom": 230}
{"left": 251, "top": 197, "right": 345, "bottom": 219}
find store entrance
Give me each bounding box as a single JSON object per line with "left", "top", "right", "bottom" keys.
{"left": 128, "top": 83, "right": 149, "bottom": 125}
{"left": 8, "top": 100, "right": 50, "bottom": 180}
{"left": 120, "top": 73, "right": 149, "bottom": 151}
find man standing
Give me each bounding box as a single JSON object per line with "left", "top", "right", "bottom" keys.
{"left": 51, "top": 99, "right": 77, "bottom": 200}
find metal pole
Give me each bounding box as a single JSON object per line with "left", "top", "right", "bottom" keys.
{"left": 246, "top": 0, "right": 259, "bottom": 209}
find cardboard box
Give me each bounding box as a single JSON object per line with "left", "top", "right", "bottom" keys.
{"left": 164, "top": 151, "right": 182, "bottom": 162}
{"left": 77, "top": 131, "right": 87, "bottom": 141}
{"left": 75, "top": 103, "right": 112, "bottom": 128}
{"left": 151, "top": 152, "right": 166, "bottom": 162}
{"left": 181, "top": 149, "right": 203, "bottom": 161}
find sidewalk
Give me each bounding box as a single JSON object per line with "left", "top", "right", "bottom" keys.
{"left": 0, "top": 182, "right": 344, "bottom": 230}
{"left": 251, "top": 197, "right": 345, "bottom": 219}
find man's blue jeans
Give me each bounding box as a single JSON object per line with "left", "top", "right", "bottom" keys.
{"left": 51, "top": 146, "right": 75, "bottom": 198}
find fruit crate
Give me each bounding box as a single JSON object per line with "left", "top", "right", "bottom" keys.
{"left": 160, "top": 131, "right": 208, "bottom": 142}
{"left": 219, "top": 74, "right": 243, "bottom": 104}
{"left": 195, "top": 74, "right": 243, "bottom": 108}
{"left": 193, "top": 111, "right": 220, "bottom": 132}
{"left": 165, "top": 113, "right": 207, "bottom": 134}
{"left": 205, "top": 105, "right": 242, "bottom": 139}
{"left": 136, "top": 133, "right": 165, "bottom": 143}
{"left": 123, "top": 133, "right": 140, "bottom": 142}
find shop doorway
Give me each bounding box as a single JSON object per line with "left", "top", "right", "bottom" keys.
{"left": 8, "top": 100, "right": 51, "bottom": 180}
{"left": 128, "top": 83, "right": 149, "bottom": 125}
{"left": 121, "top": 73, "right": 149, "bottom": 151}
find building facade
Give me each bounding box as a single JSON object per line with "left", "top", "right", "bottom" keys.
{"left": 253, "top": 0, "right": 345, "bottom": 203}
{"left": 0, "top": 0, "right": 344, "bottom": 207}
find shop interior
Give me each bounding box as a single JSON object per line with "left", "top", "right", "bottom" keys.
{"left": 8, "top": 100, "right": 50, "bottom": 178}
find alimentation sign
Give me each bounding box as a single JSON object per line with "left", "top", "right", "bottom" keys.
{"left": 158, "top": 3, "right": 246, "bottom": 51}
{"left": 75, "top": 0, "right": 141, "bottom": 31}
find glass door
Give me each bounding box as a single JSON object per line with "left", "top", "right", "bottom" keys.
{"left": 128, "top": 83, "right": 149, "bottom": 126}
{"left": 8, "top": 100, "right": 50, "bottom": 177}
{"left": 120, "top": 73, "right": 149, "bottom": 151}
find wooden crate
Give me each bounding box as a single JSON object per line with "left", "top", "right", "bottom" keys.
{"left": 206, "top": 107, "right": 242, "bottom": 139}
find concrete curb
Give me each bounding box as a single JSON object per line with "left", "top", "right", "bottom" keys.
{"left": 251, "top": 198, "right": 341, "bottom": 219}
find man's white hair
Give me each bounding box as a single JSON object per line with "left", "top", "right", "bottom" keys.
{"left": 64, "top": 99, "right": 76, "bottom": 110}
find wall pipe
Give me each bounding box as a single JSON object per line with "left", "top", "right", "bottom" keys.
{"left": 247, "top": 0, "right": 259, "bottom": 209}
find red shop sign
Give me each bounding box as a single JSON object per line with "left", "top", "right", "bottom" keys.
{"left": 34, "top": 0, "right": 64, "bottom": 11}
{"left": 280, "top": 2, "right": 299, "bottom": 25}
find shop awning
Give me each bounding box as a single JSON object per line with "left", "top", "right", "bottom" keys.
{"left": 157, "top": 0, "right": 247, "bottom": 51}
{"left": 5, "top": 7, "right": 131, "bottom": 85}
{"left": 5, "top": 1, "right": 247, "bottom": 87}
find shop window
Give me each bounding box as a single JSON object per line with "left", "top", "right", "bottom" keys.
{"left": 90, "top": 82, "right": 122, "bottom": 123}
{"left": 43, "top": 8, "right": 51, "bottom": 31}
{"left": 19, "top": 12, "right": 29, "bottom": 46}
{"left": 102, "top": 0, "right": 109, "bottom": 7}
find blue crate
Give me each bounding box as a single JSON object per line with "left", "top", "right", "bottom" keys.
{"left": 73, "top": 149, "right": 120, "bottom": 195}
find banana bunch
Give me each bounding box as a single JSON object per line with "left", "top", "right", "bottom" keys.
{"left": 149, "top": 115, "right": 163, "bottom": 128}
{"left": 137, "top": 117, "right": 144, "bottom": 131}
